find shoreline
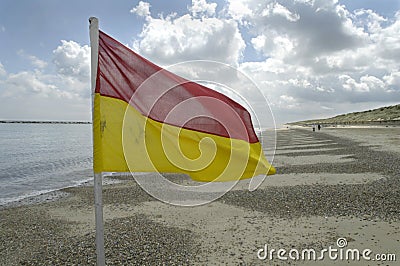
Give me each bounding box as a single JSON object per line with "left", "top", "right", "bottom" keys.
{"left": 0, "top": 176, "right": 126, "bottom": 211}
{"left": 1, "top": 127, "right": 400, "bottom": 265}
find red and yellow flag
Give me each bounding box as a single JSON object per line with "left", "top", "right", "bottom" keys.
{"left": 93, "top": 31, "right": 275, "bottom": 182}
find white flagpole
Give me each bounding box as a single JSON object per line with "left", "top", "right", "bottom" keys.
{"left": 89, "top": 17, "right": 105, "bottom": 266}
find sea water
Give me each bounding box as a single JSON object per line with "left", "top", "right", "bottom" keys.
{"left": 0, "top": 123, "right": 93, "bottom": 205}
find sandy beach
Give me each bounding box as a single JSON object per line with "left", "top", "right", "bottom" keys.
{"left": 1, "top": 127, "right": 399, "bottom": 265}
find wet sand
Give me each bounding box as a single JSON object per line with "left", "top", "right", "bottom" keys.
{"left": 0, "top": 127, "right": 399, "bottom": 265}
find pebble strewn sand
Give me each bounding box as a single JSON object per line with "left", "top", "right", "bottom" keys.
{"left": 1, "top": 127, "right": 399, "bottom": 265}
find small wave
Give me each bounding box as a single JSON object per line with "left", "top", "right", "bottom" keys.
{"left": 0, "top": 188, "right": 66, "bottom": 206}
{"left": 0, "top": 176, "right": 128, "bottom": 207}
{"left": 0, "top": 177, "right": 93, "bottom": 206}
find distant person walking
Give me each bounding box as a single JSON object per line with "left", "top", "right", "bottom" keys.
{"left": 312, "top": 125, "right": 315, "bottom": 132}
{"left": 318, "top": 124, "right": 321, "bottom": 131}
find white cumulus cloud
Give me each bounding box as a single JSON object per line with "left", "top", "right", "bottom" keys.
{"left": 190, "top": 0, "right": 217, "bottom": 17}
{"left": 130, "top": 1, "right": 151, "bottom": 18}
{"left": 17, "top": 50, "right": 48, "bottom": 69}
{"left": 53, "top": 40, "right": 90, "bottom": 82}
{"left": 0, "top": 40, "right": 91, "bottom": 120}
{"left": 263, "top": 2, "right": 300, "bottom": 22}
{"left": 133, "top": 6, "right": 245, "bottom": 66}
{"left": 226, "top": 0, "right": 253, "bottom": 22}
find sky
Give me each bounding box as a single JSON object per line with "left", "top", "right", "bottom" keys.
{"left": 0, "top": 0, "right": 399, "bottom": 125}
